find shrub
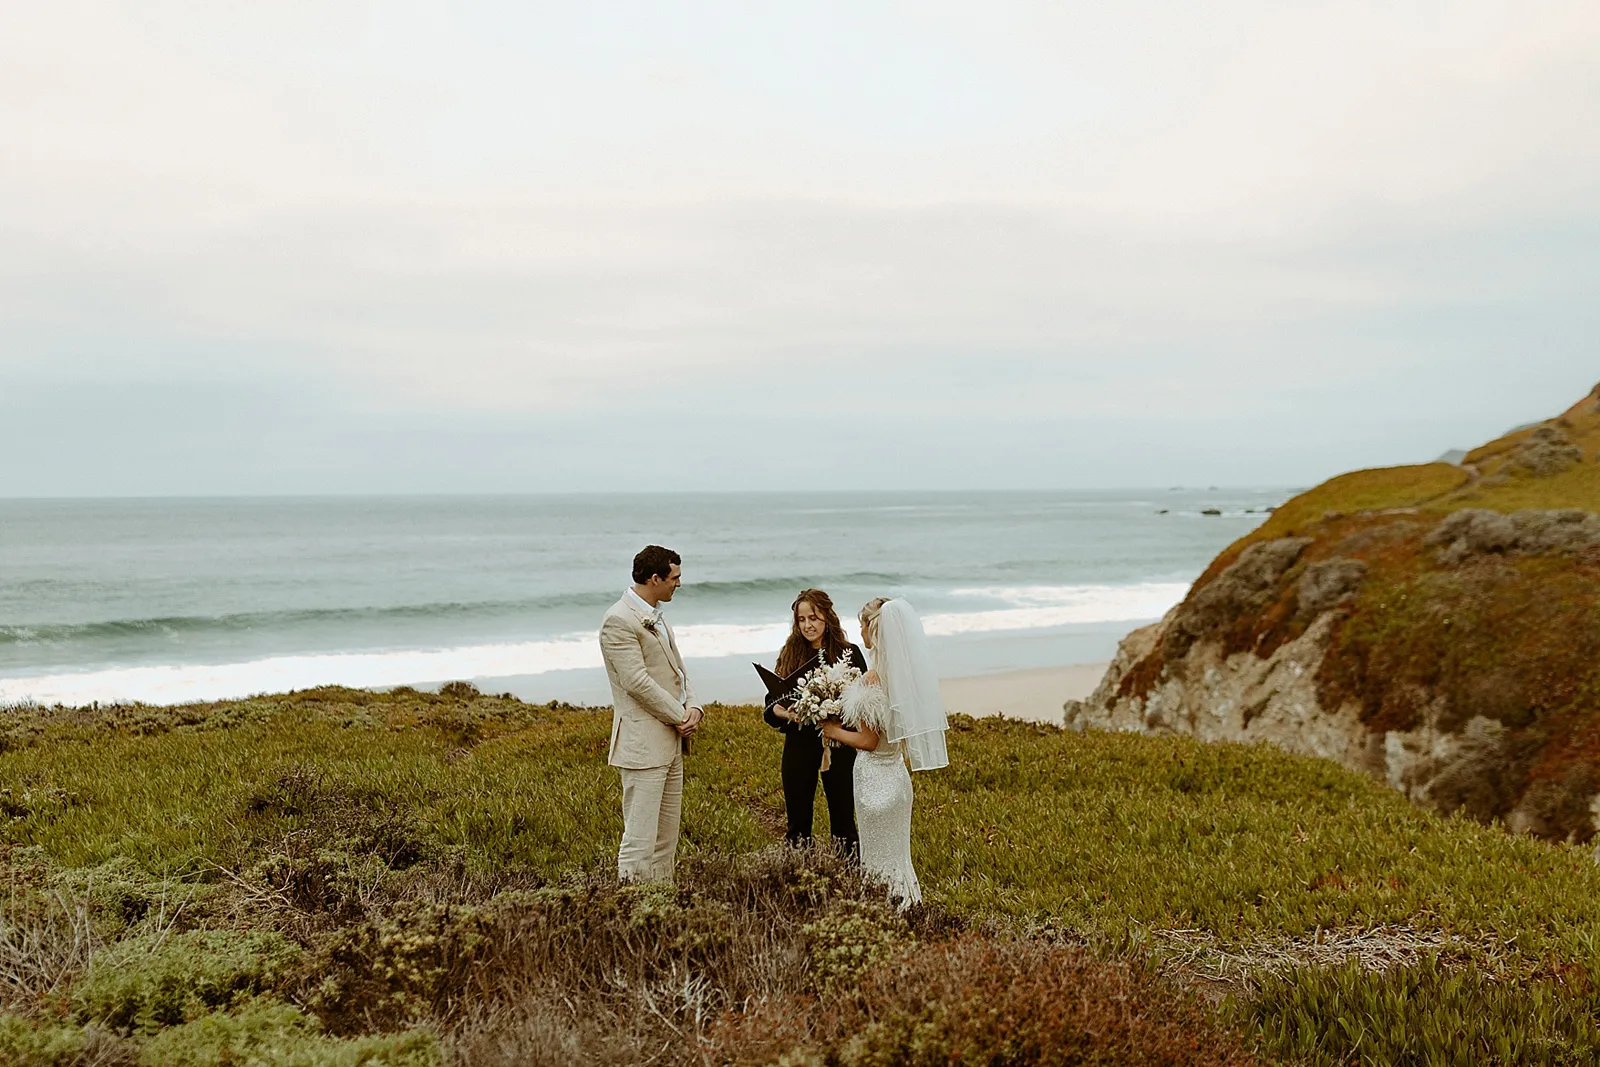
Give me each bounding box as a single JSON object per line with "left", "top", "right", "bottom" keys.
{"left": 802, "top": 898, "right": 909, "bottom": 989}
{"left": 72, "top": 930, "right": 302, "bottom": 1034}
{"left": 306, "top": 901, "right": 491, "bottom": 1033}
{"left": 241, "top": 841, "right": 396, "bottom": 922}
{"left": 0, "top": 1013, "right": 89, "bottom": 1067}
{"left": 716, "top": 937, "right": 1260, "bottom": 1066}
{"left": 305, "top": 848, "right": 917, "bottom": 1036}
{"left": 136, "top": 1000, "right": 441, "bottom": 1067}
{"left": 1240, "top": 956, "right": 1600, "bottom": 1066}
{"left": 0, "top": 1014, "right": 135, "bottom": 1066}
{"left": 244, "top": 766, "right": 433, "bottom": 869}
{"left": 1, "top": 882, "right": 98, "bottom": 1012}
{"left": 51, "top": 855, "right": 205, "bottom": 939}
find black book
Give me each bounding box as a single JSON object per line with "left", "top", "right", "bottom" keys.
{"left": 753, "top": 660, "right": 811, "bottom": 706}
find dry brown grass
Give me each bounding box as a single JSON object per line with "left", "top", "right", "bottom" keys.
{"left": 1, "top": 883, "right": 97, "bottom": 1012}
{"left": 1150, "top": 923, "right": 1521, "bottom": 997}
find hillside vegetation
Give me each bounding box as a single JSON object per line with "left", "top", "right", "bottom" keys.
{"left": 1095, "top": 384, "right": 1600, "bottom": 841}
{"left": 7, "top": 687, "right": 1600, "bottom": 1063}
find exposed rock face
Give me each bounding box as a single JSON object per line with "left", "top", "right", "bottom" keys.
{"left": 1066, "top": 492, "right": 1600, "bottom": 842}
{"left": 1064, "top": 597, "right": 1561, "bottom": 834}
{"left": 1384, "top": 714, "right": 1516, "bottom": 822}
{"left": 1066, "top": 610, "right": 1378, "bottom": 774}
{"left": 1160, "top": 537, "right": 1310, "bottom": 662}
{"left": 1066, "top": 606, "right": 1581, "bottom": 834}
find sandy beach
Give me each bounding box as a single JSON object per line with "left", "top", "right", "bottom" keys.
{"left": 520, "top": 661, "right": 1114, "bottom": 722}
{"left": 938, "top": 663, "right": 1109, "bottom": 725}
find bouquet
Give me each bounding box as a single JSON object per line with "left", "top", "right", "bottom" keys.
{"left": 789, "top": 654, "right": 863, "bottom": 768}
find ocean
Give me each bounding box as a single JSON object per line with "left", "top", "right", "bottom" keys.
{"left": 0, "top": 490, "right": 1281, "bottom": 707}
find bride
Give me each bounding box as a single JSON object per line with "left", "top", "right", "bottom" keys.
{"left": 821, "top": 597, "right": 949, "bottom": 906}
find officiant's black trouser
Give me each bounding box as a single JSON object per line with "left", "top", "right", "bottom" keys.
{"left": 781, "top": 732, "right": 859, "bottom": 858}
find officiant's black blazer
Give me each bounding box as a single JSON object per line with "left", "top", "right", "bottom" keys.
{"left": 762, "top": 643, "right": 869, "bottom": 734}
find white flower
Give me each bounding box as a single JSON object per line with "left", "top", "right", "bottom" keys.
{"left": 786, "top": 654, "right": 863, "bottom": 742}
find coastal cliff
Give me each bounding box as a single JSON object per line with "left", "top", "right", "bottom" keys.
{"left": 1067, "top": 384, "right": 1600, "bottom": 841}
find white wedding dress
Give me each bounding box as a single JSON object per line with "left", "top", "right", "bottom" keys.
{"left": 841, "top": 678, "right": 921, "bottom": 906}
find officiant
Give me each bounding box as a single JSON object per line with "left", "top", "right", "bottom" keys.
{"left": 764, "top": 588, "right": 869, "bottom": 857}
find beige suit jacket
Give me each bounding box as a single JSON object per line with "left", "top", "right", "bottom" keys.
{"left": 599, "top": 595, "right": 700, "bottom": 769}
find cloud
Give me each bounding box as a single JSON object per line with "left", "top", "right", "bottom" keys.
{"left": 1, "top": 2, "right": 1597, "bottom": 493}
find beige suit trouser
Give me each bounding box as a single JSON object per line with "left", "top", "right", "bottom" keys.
{"left": 617, "top": 754, "right": 683, "bottom": 882}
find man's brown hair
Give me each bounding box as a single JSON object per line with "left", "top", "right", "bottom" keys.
{"left": 632, "top": 545, "right": 681, "bottom": 585}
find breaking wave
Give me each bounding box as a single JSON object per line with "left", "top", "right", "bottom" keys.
{"left": 0, "top": 582, "right": 1185, "bottom": 708}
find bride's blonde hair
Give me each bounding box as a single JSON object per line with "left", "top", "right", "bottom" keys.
{"left": 858, "top": 597, "right": 890, "bottom": 647}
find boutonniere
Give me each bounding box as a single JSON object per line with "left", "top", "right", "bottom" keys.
{"left": 641, "top": 615, "right": 662, "bottom": 634}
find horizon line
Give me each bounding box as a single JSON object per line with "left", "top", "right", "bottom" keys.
{"left": 0, "top": 485, "right": 1305, "bottom": 503}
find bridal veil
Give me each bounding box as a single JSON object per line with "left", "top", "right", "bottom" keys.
{"left": 875, "top": 599, "right": 949, "bottom": 771}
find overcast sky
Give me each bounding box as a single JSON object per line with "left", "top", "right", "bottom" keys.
{"left": 3, "top": 1, "right": 1597, "bottom": 496}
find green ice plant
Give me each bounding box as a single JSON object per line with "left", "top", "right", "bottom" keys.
{"left": 5, "top": 687, "right": 1600, "bottom": 1060}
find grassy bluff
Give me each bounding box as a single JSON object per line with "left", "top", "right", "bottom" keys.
{"left": 1070, "top": 383, "right": 1600, "bottom": 843}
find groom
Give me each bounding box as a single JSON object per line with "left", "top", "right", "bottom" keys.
{"left": 599, "top": 544, "right": 703, "bottom": 882}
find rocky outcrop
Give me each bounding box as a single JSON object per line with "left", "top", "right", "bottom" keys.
{"left": 1425, "top": 508, "right": 1600, "bottom": 564}
{"left": 1066, "top": 387, "right": 1600, "bottom": 842}
{"left": 1065, "top": 522, "right": 1600, "bottom": 839}
{"left": 1066, "top": 609, "right": 1377, "bottom": 772}
{"left": 1159, "top": 537, "right": 1311, "bottom": 662}
{"left": 1295, "top": 558, "right": 1368, "bottom": 618}
{"left": 1513, "top": 426, "right": 1584, "bottom": 477}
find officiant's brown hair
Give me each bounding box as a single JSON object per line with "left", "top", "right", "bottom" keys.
{"left": 776, "top": 589, "right": 853, "bottom": 676}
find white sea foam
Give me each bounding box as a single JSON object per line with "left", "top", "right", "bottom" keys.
{"left": 0, "top": 625, "right": 794, "bottom": 708}
{"left": 948, "top": 582, "right": 1188, "bottom": 609}
{"left": 0, "top": 636, "right": 600, "bottom": 709}
{"left": 0, "top": 583, "right": 1186, "bottom": 707}
{"left": 929, "top": 582, "right": 1188, "bottom": 635}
